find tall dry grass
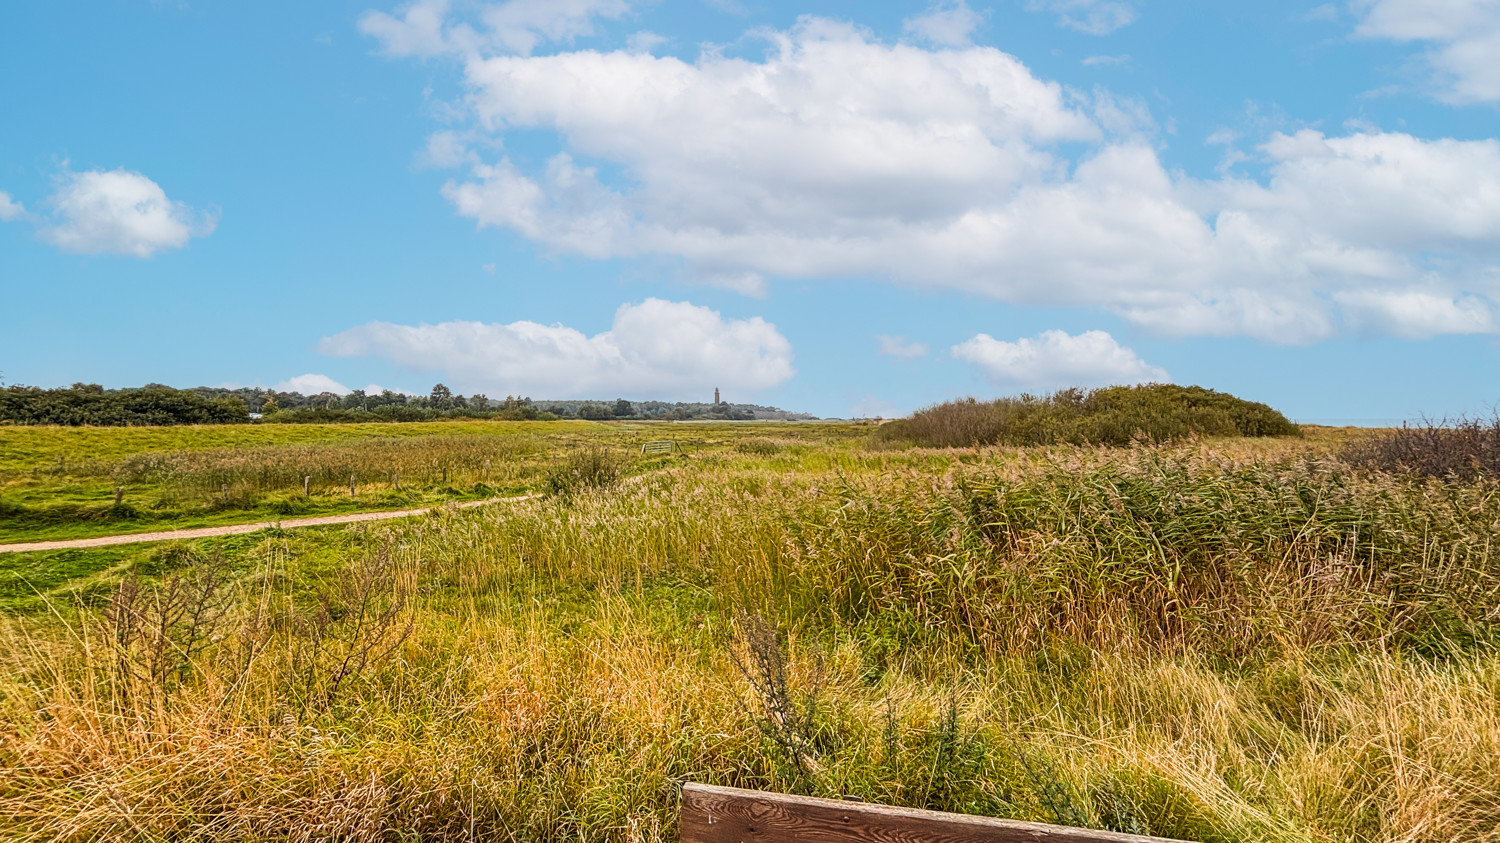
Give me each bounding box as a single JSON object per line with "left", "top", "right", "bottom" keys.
{"left": 3, "top": 438, "right": 1499, "bottom": 840}
{"left": 113, "top": 434, "right": 551, "bottom": 499}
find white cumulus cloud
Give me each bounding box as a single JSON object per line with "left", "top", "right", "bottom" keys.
{"left": 0, "top": 191, "right": 25, "bottom": 222}
{"left": 39, "top": 169, "right": 215, "bottom": 258}
{"left": 952, "top": 329, "right": 1169, "bottom": 389}
{"left": 1353, "top": 0, "right": 1500, "bottom": 103}
{"left": 275, "top": 374, "right": 353, "bottom": 395}
{"left": 370, "top": 12, "right": 1500, "bottom": 344}
{"left": 1027, "top": 0, "right": 1139, "bottom": 34}
{"left": 903, "top": 1, "right": 983, "bottom": 47}
{"left": 876, "top": 335, "right": 930, "bottom": 360}
{"left": 316, "top": 298, "right": 794, "bottom": 399}
{"left": 1334, "top": 289, "right": 1497, "bottom": 339}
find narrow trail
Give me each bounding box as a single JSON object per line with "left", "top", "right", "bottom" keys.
{"left": 0, "top": 494, "right": 539, "bottom": 554}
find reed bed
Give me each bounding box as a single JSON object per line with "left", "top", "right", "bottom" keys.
{"left": 2, "top": 434, "right": 1498, "bottom": 841}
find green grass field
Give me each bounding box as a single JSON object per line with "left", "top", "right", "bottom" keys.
{"left": 3, "top": 420, "right": 1498, "bottom": 842}
{"left": 0, "top": 420, "right": 869, "bottom": 543}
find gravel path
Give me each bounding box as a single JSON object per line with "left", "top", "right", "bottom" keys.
{"left": 0, "top": 495, "right": 538, "bottom": 554}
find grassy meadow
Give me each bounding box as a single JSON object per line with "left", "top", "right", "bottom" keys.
{"left": 0, "top": 420, "right": 865, "bottom": 543}
{"left": 2, "top": 419, "right": 1499, "bottom": 841}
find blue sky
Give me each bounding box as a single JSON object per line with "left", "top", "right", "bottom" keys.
{"left": 3, "top": 0, "right": 1499, "bottom": 421}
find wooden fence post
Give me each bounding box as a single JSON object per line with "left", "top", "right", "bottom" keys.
{"left": 679, "top": 783, "right": 1188, "bottom": 843}
{"left": 350, "top": 474, "right": 356, "bottom": 496}
{"left": 221, "top": 484, "right": 229, "bottom": 503}
{"left": 442, "top": 466, "right": 448, "bottom": 485}
{"left": 303, "top": 476, "right": 311, "bottom": 498}
{"left": 114, "top": 486, "right": 124, "bottom": 505}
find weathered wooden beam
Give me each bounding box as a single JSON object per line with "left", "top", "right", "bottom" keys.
{"left": 680, "top": 783, "right": 1188, "bottom": 843}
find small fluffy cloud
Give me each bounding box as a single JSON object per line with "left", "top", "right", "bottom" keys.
{"left": 1353, "top": 0, "right": 1500, "bottom": 103}
{"left": 480, "top": 0, "right": 630, "bottom": 54}
{"left": 359, "top": 0, "right": 630, "bottom": 58}
{"left": 903, "top": 1, "right": 983, "bottom": 47}
{"left": 625, "top": 30, "right": 667, "bottom": 53}
{"left": 275, "top": 374, "right": 353, "bottom": 395}
{"left": 418, "top": 130, "right": 478, "bottom": 169}
{"left": 360, "top": 0, "right": 450, "bottom": 56}
{"left": 876, "top": 335, "right": 930, "bottom": 360}
{"left": 952, "top": 329, "right": 1169, "bottom": 389}
{"left": 1027, "top": 0, "right": 1139, "bottom": 35}
{"left": 316, "top": 299, "right": 794, "bottom": 399}
{"left": 0, "top": 191, "right": 25, "bottom": 222}
{"left": 39, "top": 169, "right": 215, "bottom": 258}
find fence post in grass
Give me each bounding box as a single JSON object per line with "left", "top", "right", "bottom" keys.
{"left": 443, "top": 466, "right": 448, "bottom": 485}
{"left": 679, "top": 783, "right": 1188, "bottom": 843}
{"left": 350, "top": 474, "right": 356, "bottom": 496}
{"left": 114, "top": 486, "right": 123, "bottom": 505}
{"left": 303, "top": 476, "right": 311, "bottom": 498}
{"left": 222, "top": 484, "right": 228, "bottom": 503}
{"left": 484, "top": 459, "right": 490, "bottom": 482}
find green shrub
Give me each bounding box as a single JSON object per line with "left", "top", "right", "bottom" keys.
{"left": 876, "top": 385, "right": 1298, "bottom": 448}
{"left": 544, "top": 446, "right": 622, "bottom": 497}
{"left": 1343, "top": 415, "right": 1500, "bottom": 480}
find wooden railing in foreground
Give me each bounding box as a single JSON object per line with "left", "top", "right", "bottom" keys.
{"left": 680, "top": 783, "right": 1190, "bottom": 843}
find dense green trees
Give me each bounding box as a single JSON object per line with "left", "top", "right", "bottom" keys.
{"left": 0, "top": 384, "right": 250, "bottom": 426}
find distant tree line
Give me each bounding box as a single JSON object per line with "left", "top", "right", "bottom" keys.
{"left": 0, "top": 382, "right": 814, "bottom": 426}
{"left": 0, "top": 383, "right": 250, "bottom": 426}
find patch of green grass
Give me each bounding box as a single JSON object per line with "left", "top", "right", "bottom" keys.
{"left": 0, "top": 547, "right": 133, "bottom": 611}
{"left": 0, "top": 421, "right": 862, "bottom": 542}
{"left": 0, "top": 419, "right": 600, "bottom": 472}
{"left": 0, "top": 487, "right": 484, "bottom": 543}
{"left": 0, "top": 521, "right": 399, "bottom": 613}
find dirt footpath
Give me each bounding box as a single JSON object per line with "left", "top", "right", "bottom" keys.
{"left": 0, "top": 495, "right": 537, "bottom": 554}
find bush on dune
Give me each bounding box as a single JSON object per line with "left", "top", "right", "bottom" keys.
{"left": 1344, "top": 415, "right": 1500, "bottom": 480}
{"left": 876, "top": 385, "right": 1299, "bottom": 449}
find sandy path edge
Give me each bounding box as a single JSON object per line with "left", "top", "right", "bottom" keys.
{"left": 0, "top": 494, "right": 539, "bottom": 554}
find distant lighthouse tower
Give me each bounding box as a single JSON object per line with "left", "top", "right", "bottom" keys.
{"left": 714, "top": 387, "right": 720, "bottom": 404}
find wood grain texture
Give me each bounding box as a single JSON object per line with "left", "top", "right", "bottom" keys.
{"left": 680, "top": 783, "right": 1190, "bottom": 843}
